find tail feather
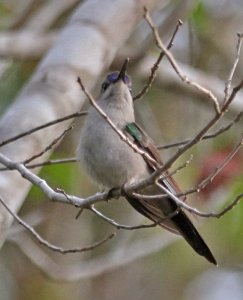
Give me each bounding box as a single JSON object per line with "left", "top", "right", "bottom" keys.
{"left": 127, "top": 196, "right": 217, "bottom": 265}
{"left": 171, "top": 210, "right": 217, "bottom": 265}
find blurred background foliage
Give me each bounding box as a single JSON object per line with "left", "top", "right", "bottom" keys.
{"left": 0, "top": 0, "right": 243, "bottom": 299}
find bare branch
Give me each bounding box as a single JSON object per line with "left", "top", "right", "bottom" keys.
{"left": 115, "top": 134, "right": 242, "bottom": 221}
{"left": 224, "top": 33, "right": 243, "bottom": 102}
{"left": 0, "top": 196, "right": 115, "bottom": 254}
{"left": 182, "top": 136, "right": 243, "bottom": 197}
{"left": 9, "top": 229, "right": 177, "bottom": 281}
{"left": 155, "top": 181, "right": 243, "bottom": 219}
{"left": 0, "top": 153, "right": 86, "bottom": 207}
{"left": 0, "top": 151, "right": 118, "bottom": 208}
{"left": 213, "top": 193, "right": 243, "bottom": 218}
{"left": 26, "top": 157, "right": 78, "bottom": 169}
{"left": 167, "top": 154, "right": 194, "bottom": 177}
{"left": 143, "top": 7, "right": 221, "bottom": 114}
{"left": 133, "top": 19, "right": 183, "bottom": 101}
{"left": 157, "top": 111, "right": 243, "bottom": 150}
{"left": 0, "top": 111, "right": 87, "bottom": 148}
{"left": 23, "top": 126, "right": 73, "bottom": 165}
{"left": 0, "top": 157, "right": 78, "bottom": 171}
{"left": 90, "top": 205, "right": 157, "bottom": 230}
{"left": 199, "top": 137, "right": 243, "bottom": 188}
{"left": 160, "top": 81, "right": 243, "bottom": 174}
{"left": 124, "top": 79, "right": 243, "bottom": 198}
{"left": 136, "top": 136, "right": 243, "bottom": 219}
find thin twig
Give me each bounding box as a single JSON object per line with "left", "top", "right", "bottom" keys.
{"left": 0, "top": 111, "right": 87, "bottom": 148}
{"left": 157, "top": 111, "right": 243, "bottom": 149}
{"left": 133, "top": 19, "right": 183, "bottom": 101}
{"left": 0, "top": 157, "right": 77, "bottom": 171}
{"left": 154, "top": 181, "right": 243, "bottom": 218}
{"left": 198, "top": 136, "right": 243, "bottom": 188}
{"left": 224, "top": 33, "right": 243, "bottom": 102}
{"left": 0, "top": 196, "right": 116, "bottom": 254}
{"left": 9, "top": 228, "right": 178, "bottom": 281}
{"left": 23, "top": 126, "right": 73, "bottom": 165}
{"left": 167, "top": 154, "right": 193, "bottom": 177}
{"left": 90, "top": 205, "right": 157, "bottom": 230}
{"left": 143, "top": 7, "right": 221, "bottom": 114}
{"left": 26, "top": 157, "right": 78, "bottom": 169}
{"left": 182, "top": 135, "right": 243, "bottom": 197}
{"left": 160, "top": 81, "right": 243, "bottom": 174}
{"left": 213, "top": 193, "right": 243, "bottom": 217}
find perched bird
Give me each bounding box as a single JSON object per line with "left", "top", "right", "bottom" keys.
{"left": 78, "top": 59, "right": 217, "bottom": 265}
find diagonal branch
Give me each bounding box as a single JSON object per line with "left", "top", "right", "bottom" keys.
{"left": 181, "top": 136, "right": 243, "bottom": 197}
{"left": 161, "top": 81, "right": 243, "bottom": 175}
{"left": 157, "top": 111, "right": 243, "bottom": 149}
{"left": 23, "top": 126, "right": 73, "bottom": 165}
{"left": 77, "top": 77, "right": 159, "bottom": 167}
{"left": 0, "top": 111, "right": 87, "bottom": 148}
{"left": 224, "top": 33, "right": 243, "bottom": 102}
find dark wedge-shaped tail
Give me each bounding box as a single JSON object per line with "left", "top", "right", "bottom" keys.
{"left": 126, "top": 196, "right": 217, "bottom": 265}
{"left": 171, "top": 210, "right": 217, "bottom": 265}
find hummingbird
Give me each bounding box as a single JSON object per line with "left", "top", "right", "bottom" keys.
{"left": 78, "top": 59, "right": 217, "bottom": 265}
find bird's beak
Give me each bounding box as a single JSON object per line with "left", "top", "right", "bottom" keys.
{"left": 116, "top": 58, "right": 129, "bottom": 83}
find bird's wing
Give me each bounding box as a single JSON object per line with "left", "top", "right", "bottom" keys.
{"left": 125, "top": 122, "right": 186, "bottom": 202}
{"left": 124, "top": 122, "right": 217, "bottom": 265}
{"left": 124, "top": 121, "right": 183, "bottom": 227}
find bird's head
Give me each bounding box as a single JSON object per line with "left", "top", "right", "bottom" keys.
{"left": 98, "top": 58, "right": 133, "bottom": 106}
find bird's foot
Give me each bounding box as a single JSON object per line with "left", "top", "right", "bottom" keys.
{"left": 106, "top": 187, "right": 121, "bottom": 200}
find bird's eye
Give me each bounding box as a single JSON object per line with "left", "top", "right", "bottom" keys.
{"left": 101, "top": 81, "right": 109, "bottom": 92}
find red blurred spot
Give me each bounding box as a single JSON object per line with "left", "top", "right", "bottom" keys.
{"left": 198, "top": 148, "right": 242, "bottom": 199}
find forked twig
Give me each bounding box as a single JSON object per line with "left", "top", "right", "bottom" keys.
{"left": 143, "top": 7, "right": 221, "bottom": 114}
{"left": 133, "top": 19, "right": 183, "bottom": 100}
